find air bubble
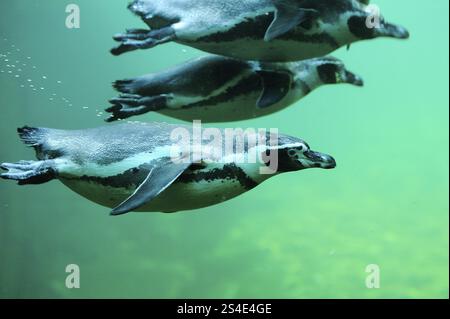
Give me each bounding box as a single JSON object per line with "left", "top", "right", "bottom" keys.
{"left": 0, "top": 45, "right": 81, "bottom": 113}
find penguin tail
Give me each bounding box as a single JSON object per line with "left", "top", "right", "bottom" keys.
{"left": 113, "top": 79, "right": 136, "bottom": 94}
{"left": 17, "top": 126, "right": 46, "bottom": 148}
{"left": 128, "top": 0, "right": 147, "bottom": 18}
{"left": 17, "top": 126, "right": 52, "bottom": 160}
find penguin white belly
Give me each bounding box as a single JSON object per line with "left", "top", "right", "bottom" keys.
{"left": 60, "top": 176, "right": 250, "bottom": 213}
{"left": 159, "top": 90, "right": 301, "bottom": 123}
{"left": 182, "top": 39, "right": 336, "bottom": 62}
{"left": 141, "top": 178, "right": 249, "bottom": 212}
{"left": 160, "top": 94, "right": 259, "bottom": 123}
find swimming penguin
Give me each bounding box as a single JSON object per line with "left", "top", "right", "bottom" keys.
{"left": 111, "top": 0, "right": 410, "bottom": 62}
{"left": 1, "top": 123, "right": 336, "bottom": 215}
{"left": 106, "top": 55, "right": 363, "bottom": 123}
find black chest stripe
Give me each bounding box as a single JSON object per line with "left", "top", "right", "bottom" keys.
{"left": 65, "top": 163, "right": 258, "bottom": 191}
{"left": 66, "top": 166, "right": 148, "bottom": 189}
{"left": 178, "top": 163, "right": 258, "bottom": 190}
{"left": 183, "top": 74, "right": 261, "bottom": 109}
{"left": 197, "top": 14, "right": 339, "bottom": 48}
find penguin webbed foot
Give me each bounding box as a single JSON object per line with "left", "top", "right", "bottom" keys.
{"left": 1, "top": 160, "right": 55, "bottom": 185}
{"left": 111, "top": 27, "right": 175, "bottom": 56}
{"left": 105, "top": 95, "right": 167, "bottom": 122}
{"left": 114, "top": 28, "right": 152, "bottom": 41}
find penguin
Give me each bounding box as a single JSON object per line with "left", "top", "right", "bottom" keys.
{"left": 1, "top": 123, "right": 336, "bottom": 215}
{"left": 111, "top": 0, "right": 410, "bottom": 62}
{"left": 106, "top": 55, "right": 363, "bottom": 123}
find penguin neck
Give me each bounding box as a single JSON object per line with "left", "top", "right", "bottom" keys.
{"left": 294, "top": 69, "right": 324, "bottom": 96}
{"left": 236, "top": 162, "right": 277, "bottom": 185}
{"left": 324, "top": 11, "right": 359, "bottom": 46}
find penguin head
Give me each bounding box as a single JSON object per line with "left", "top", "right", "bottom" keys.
{"left": 347, "top": 8, "right": 409, "bottom": 40}
{"left": 266, "top": 135, "right": 336, "bottom": 173}
{"left": 314, "top": 57, "right": 364, "bottom": 87}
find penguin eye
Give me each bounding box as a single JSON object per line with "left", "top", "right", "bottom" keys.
{"left": 288, "top": 149, "right": 297, "bottom": 157}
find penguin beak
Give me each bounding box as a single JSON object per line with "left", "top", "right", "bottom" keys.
{"left": 377, "top": 22, "right": 410, "bottom": 39}
{"left": 343, "top": 70, "right": 364, "bottom": 87}
{"left": 304, "top": 150, "right": 337, "bottom": 169}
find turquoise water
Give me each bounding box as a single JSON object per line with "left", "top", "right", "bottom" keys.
{"left": 0, "top": 0, "right": 448, "bottom": 298}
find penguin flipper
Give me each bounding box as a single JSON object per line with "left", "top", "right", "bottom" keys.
{"left": 256, "top": 70, "right": 292, "bottom": 109}
{"left": 265, "top": 2, "right": 319, "bottom": 41}
{"left": 110, "top": 158, "right": 191, "bottom": 216}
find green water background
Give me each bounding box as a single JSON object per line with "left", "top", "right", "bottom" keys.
{"left": 0, "top": 0, "right": 448, "bottom": 298}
